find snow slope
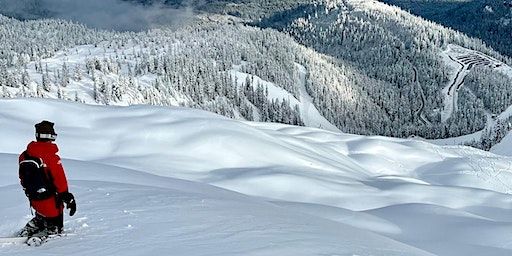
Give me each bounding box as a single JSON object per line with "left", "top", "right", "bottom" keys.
{"left": 2, "top": 156, "right": 432, "bottom": 256}
{"left": 2, "top": 98, "right": 512, "bottom": 255}
{"left": 491, "top": 132, "right": 512, "bottom": 156}
{"left": 230, "top": 63, "right": 339, "bottom": 132}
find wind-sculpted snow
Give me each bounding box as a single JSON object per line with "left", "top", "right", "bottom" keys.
{"left": 2, "top": 166, "right": 436, "bottom": 256}
{"left": 2, "top": 98, "right": 512, "bottom": 255}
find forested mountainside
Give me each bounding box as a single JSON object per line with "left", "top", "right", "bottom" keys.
{"left": 258, "top": 0, "right": 512, "bottom": 139}
{"left": 0, "top": 16, "right": 310, "bottom": 126}
{"left": 381, "top": 0, "right": 512, "bottom": 58}
{"left": 1, "top": 0, "right": 512, "bottom": 149}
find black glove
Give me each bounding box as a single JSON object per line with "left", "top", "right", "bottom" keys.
{"left": 60, "top": 192, "right": 77, "bottom": 216}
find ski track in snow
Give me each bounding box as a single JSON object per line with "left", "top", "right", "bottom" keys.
{"left": 2, "top": 99, "right": 512, "bottom": 255}
{"left": 413, "top": 67, "right": 431, "bottom": 125}
{"left": 294, "top": 63, "right": 341, "bottom": 132}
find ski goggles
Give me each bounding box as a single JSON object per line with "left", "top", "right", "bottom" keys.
{"left": 36, "top": 133, "right": 58, "bottom": 140}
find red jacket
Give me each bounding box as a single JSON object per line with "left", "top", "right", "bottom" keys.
{"left": 19, "top": 141, "right": 68, "bottom": 218}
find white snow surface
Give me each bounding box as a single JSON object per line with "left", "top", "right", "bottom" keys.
{"left": 2, "top": 99, "right": 512, "bottom": 255}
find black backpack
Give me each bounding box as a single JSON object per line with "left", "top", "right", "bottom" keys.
{"left": 19, "top": 152, "right": 55, "bottom": 200}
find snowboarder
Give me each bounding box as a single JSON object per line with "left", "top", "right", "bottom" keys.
{"left": 18, "top": 121, "right": 76, "bottom": 237}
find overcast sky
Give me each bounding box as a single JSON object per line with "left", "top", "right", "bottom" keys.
{"left": 0, "top": 0, "right": 194, "bottom": 31}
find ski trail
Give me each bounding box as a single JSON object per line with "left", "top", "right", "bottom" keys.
{"left": 294, "top": 63, "right": 341, "bottom": 132}
{"left": 441, "top": 52, "right": 467, "bottom": 122}
{"left": 413, "top": 67, "right": 431, "bottom": 125}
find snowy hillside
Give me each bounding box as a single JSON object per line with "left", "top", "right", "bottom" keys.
{"left": 2, "top": 99, "right": 512, "bottom": 255}
{"left": 431, "top": 44, "right": 512, "bottom": 149}
{"left": 3, "top": 0, "right": 512, "bottom": 144}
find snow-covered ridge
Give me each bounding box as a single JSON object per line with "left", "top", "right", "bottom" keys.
{"left": 2, "top": 99, "right": 512, "bottom": 255}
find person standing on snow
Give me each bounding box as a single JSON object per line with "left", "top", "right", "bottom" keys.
{"left": 18, "top": 121, "right": 76, "bottom": 237}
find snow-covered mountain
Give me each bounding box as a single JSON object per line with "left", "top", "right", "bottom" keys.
{"left": 2, "top": 98, "right": 512, "bottom": 255}
{"left": 1, "top": 0, "right": 512, "bottom": 147}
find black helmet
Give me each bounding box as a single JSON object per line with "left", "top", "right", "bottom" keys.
{"left": 35, "top": 120, "right": 57, "bottom": 141}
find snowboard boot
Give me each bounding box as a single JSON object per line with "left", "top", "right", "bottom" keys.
{"left": 18, "top": 216, "right": 43, "bottom": 237}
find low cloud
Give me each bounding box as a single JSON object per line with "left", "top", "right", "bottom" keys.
{"left": 0, "top": 0, "right": 194, "bottom": 31}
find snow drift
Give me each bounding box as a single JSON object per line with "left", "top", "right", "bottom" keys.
{"left": 2, "top": 98, "right": 512, "bottom": 255}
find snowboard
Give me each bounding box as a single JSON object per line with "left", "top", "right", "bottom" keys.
{"left": 0, "top": 236, "right": 29, "bottom": 245}
{"left": 0, "top": 233, "right": 73, "bottom": 247}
